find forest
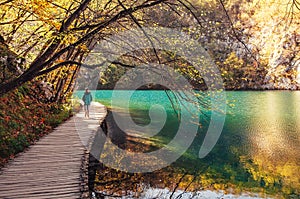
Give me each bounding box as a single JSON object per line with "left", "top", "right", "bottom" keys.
{"left": 0, "top": 0, "right": 299, "bottom": 198}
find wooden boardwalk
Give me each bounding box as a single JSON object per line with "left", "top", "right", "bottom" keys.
{"left": 0, "top": 102, "right": 106, "bottom": 199}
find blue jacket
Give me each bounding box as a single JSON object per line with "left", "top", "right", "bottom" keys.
{"left": 82, "top": 92, "right": 92, "bottom": 105}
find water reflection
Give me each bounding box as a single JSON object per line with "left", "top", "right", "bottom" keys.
{"left": 234, "top": 92, "right": 300, "bottom": 195}
{"left": 91, "top": 90, "right": 300, "bottom": 198}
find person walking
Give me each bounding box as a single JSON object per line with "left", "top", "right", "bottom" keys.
{"left": 82, "top": 88, "right": 92, "bottom": 118}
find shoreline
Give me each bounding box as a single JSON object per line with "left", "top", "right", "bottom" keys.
{"left": 92, "top": 88, "right": 300, "bottom": 91}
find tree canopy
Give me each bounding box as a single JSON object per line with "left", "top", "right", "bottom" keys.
{"left": 0, "top": 0, "right": 299, "bottom": 100}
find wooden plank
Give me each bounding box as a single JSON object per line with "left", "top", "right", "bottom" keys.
{"left": 6, "top": 192, "right": 80, "bottom": 199}
{"left": 0, "top": 182, "right": 80, "bottom": 192}
{"left": 0, "top": 177, "right": 80, "bottom": 185}
{"left": 0, "top": 102, "right": 106, "bottom": 199}
{"left": 0, "top": 187, "right": 80, "bottom": 197}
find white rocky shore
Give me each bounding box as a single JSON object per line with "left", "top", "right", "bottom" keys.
{"left": 96, "top": 188, "right": 273, "bottom": 199}
{"left": 139, "top": 188, "right": 272, "bottom": 199}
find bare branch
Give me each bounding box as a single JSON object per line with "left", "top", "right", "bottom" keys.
{"left": 36, "top": 61, "right": 106, "bottom": 76}
{"left": 0, "top": 0, "right": 12, "bottom": 6}
{"left": 170, "top": 172, "right": 188, "bottom": 199}
{"left": 36, "top": 59, "right": 138, "bottom": 77}
{"left": 60, "top": 0, "right": 91, "bottom": 32}
{"left": 217, "top": 0, "right": 259, "bottom": 64}
{"left": 176, "top": 0, "right": 204, "bottom": 28}
{"left": 118, "top": 0, "right": 161, "bottom": 64}
{"left": 0, "top": 0, "right": 166, "bottom": 96}
{"left": 175, "top": 173, "right": 197, "bottom": 199}
{"left": 293, "top": 0, "right": 300, "bottom": 10}
{"left": 38, "top": 0, "right": 166, "bottom": 71}
{"left": 72, "top": 0, "right": 166, "bottom": 31}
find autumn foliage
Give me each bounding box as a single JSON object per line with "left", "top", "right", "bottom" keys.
{"left": 0, "top": 82, "right": 72, "bottom": 167}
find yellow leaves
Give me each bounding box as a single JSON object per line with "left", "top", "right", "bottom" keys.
{"left": 17, "top": 0, "right": 60, "bottom": 28}
{"left": 213, "top": 183, "right": 225, "bottom": 190}
{"left": 62, "top": 34, "right": 77, "bottom": 45}
{"left": 223, "top": 52, "right": 244, "bottom": 67}
{"left": 78, "top": 44, "right": 89, "bottom": 52}
{"left": 0, "top": 0, "right": 74, "bottom": 62}
{"left": 221, "top": 70, "right": 228, "bottom": 77}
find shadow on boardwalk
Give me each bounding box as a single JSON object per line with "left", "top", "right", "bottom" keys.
{"left": 0, "top": 102, "right": 106, "bottom": 199}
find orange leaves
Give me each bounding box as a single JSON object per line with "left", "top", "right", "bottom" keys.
{"left": 2, "top": 97, "right": 8, "bottom": 104}
{"left": 4, "top": 116, "right": 10, "bottom": 122}
{"left": 40, "top": 117, "right": 45, "bottom": 124}
{"left": 0, "top": 81, "right": 71, "bottom": 166}
{"left": 57, "top": 59, "right": 65, "bottom": 63}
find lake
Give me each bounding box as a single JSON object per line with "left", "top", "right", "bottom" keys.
{"left": 75, "top": 90, "right": 300, "bottom": 198}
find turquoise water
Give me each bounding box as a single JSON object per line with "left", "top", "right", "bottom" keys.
{"left": 75, "top": 90, "right": 300, "bottom": 197}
